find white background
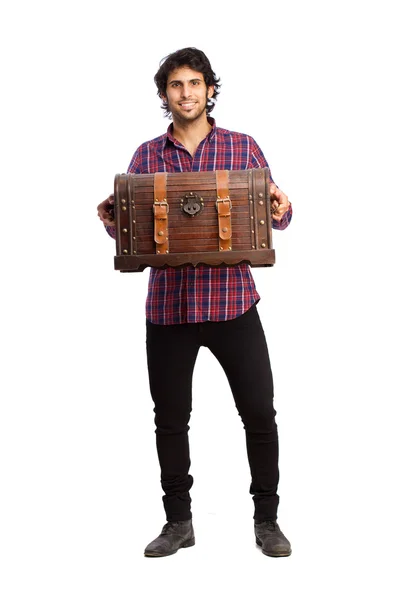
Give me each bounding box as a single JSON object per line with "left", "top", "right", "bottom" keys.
{"left": 1, "top": 0, "right": 399, "bottom": 598}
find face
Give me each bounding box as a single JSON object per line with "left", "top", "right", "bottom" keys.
{"left": 162, "top": 66, "right": 214, "bottom": 124}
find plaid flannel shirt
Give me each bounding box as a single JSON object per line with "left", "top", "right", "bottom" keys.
{"left": 106, "top": 118, "right": 292, "bottom": 325}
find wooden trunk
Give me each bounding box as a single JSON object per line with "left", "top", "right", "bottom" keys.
{"left": 114, "top": 168, "right": 275, "bottom": 272}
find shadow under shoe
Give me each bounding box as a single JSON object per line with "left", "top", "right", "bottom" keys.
{"left": 255, "top": 520, "right": 292, "bottom": 557}
{"left": 144, "top": 519, "right": 195, "bottom": 558}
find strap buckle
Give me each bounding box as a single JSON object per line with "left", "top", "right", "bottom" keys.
{"left": 215, "top": 197, "right": 232, "bottom": 210}
{"left": 153, "top": 200, "right": 169, "bottom": 214}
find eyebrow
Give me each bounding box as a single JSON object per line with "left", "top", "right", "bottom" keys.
{"left": 167, "top": 78, "right": 204, "bottom": 85}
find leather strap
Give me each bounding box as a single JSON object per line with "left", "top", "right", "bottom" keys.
{"left": 215, "top": 170, "right": 232, "bottom": 251}
{"left": 153, "top": 172, "right": 169, "bottom": 254}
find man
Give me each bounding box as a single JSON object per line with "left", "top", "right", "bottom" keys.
{"left": 97, "top": 47, "right": 293, "bottom": 558}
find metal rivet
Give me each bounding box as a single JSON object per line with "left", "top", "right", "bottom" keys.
{"left": 222, "top": 227, "right": 228, "bottom": 232}
{"left": 228, "top": 246, "right": 232, "bottom": 250}
{"left": 220, "top": 246, "right": 223, "bottom": 250}
{"left": 157, "top": 250, "right": 160, "bottom": 254}
{"left": 261, "top": 243, "right": 266, "bottom": 248}
{"left": 133, "top": 220, "right": 136, "bottom": 223}
{"left": 166, "top": 250, "right": 169, "bottom": 253}
{"left": 258, "top": 193, "right": 263, "bottom": 198}
{"left": 123, "top": 249, "right": 128, "bottom": 254}
{"left": 249, "top": 195, "right": 253, "bottom": 200}
{"left": 260, "top": 220, "right": 265, "bottom": 225}
{"left": 122, "top": 206, "right": 127, "bottom": 211}
{"left": 252, "top": 245, "right": 255, "bottom": 249}
{"left": 122, "top": 228, "right": 128, "bottom": 233}
{"left": 133, "top": 250, "right": 137, "bottom": 254}
{"left": 158, "top": 231, "right": 164, "bottom": 236}
{"left": 121, "top": 198, "right": 126, "bottom": 204}
{"left": 252, "top": 230, "right": 255, "bottom": 233}
{"left": 251, "top": 216, "right": 254, "bottom": 219}
{"left": 259, "top": 200, "right": 264, "bottom": 205}
{"left": 133, "top": 237, "right": 136, "bottom": 240}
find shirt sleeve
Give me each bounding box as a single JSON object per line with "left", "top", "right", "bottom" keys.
{"left": 250, "top": 137, "right": 292, "bottom": 231}
{"left": 250, "top": 138, "right": 275, "bottom": 183}
{"left": 127, "top": 146, "right": 144, "bottom": 174}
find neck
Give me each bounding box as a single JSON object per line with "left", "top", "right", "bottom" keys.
{"left": 171, "top": 114, "right": 212, "bottom": 156}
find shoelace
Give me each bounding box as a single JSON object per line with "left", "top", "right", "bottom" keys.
{"left": 258, "top": 520, "right": 277, "bottom": 531}
{"left": 161, "top": 521, "right": 187, "bottom": 535}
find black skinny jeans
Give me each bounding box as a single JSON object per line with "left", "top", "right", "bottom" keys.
{"left": 146, "top": 303, "right": 279, "bottom": 522}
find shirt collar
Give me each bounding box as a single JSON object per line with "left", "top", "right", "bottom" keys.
{"left": 164, "top": 117, "right": 217, "bottom": 147}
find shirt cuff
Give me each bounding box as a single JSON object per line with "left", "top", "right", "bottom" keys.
{"left": 105, "top": 225, "right": 116, "bottom": 239}
{"left": 272, "top": 203, "right": 292, "bottom": 230}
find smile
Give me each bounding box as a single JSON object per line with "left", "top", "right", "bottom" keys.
{"left": 179, "top": 102, "right": 197, "bottom": 109}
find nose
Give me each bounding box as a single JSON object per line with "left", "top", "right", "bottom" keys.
{"left": 181, "top": 83, "right": 191, "bottom": 98}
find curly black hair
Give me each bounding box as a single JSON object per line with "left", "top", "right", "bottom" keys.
{"left": 154, "top": 47, "right": 221, "bottom": 118}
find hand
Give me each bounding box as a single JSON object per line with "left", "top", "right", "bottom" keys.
{"left": 97, "top": 195, "right": 115, "bottom": 226}
{"left": 270, "top": 184, "right": 290, "bottom": 221}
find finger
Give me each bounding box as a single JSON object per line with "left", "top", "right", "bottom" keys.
{"left": 98, "top": 212, "right": 113, "bottom": 225}
{"left": 272, "top": 205, "right": 283, "bottom": 219}
{"left": 98, "top": 197, "right": 114, "bottom": 211}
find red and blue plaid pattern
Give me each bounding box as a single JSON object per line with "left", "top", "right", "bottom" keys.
{"left": 106, "top": 118, "right": 292, "bottom": 324}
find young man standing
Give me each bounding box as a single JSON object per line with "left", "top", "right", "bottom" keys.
{"left": 98, "top": 47, "right": 293, "bottom": 558}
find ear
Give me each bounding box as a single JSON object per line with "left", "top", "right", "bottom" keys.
{"left": 207, "top": 85, "right": 214, "bottom": 99}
